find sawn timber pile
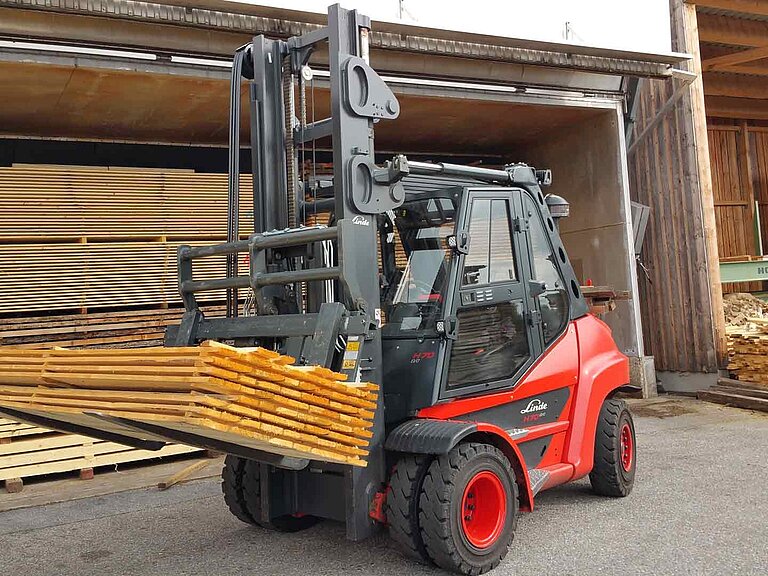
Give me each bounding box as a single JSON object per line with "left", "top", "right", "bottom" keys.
{"left": 0, "top": 342, "right": 377, "bottom": 466}
{"left": 727, "top": 319, "right": 768, "bottom": 386}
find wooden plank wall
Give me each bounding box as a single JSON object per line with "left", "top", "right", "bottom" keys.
{"left": 626, "top": 0, "right": 723, "bottom": 373}
{"left": 750, "top": 128, "right": 768, "bottom": 255}
{"left": 708, "top": 123, "right": 768, "bottom": 293}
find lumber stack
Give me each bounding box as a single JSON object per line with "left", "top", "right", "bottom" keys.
{"left": 0, "top": 165, "right": 254, "bottom": 240}
{"left": 0, "top": 164, "right": 254, "bottom": 315}
{"left": 0, "top": 305, "right": 225, "bottom": 349}
{"left": 0, "top": 342, "right": 377, "bottom": 467}
{"left": 727, "top": 318, "right": 768, "bottom": 386}
{"left": 0, "top": 241, "right": 247, "bottom": 313}
{"left": 1, "top": 416, "right": 200, "bottom": 491}
{"left": 0, "top": 430, "right": 199, "bottom": 488}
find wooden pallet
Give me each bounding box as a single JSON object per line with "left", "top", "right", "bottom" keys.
{"left": 0, "top": 342, "right": 378, "bottom": 467}
{"left": 0, "top": 428, "right": 200, "bottom": 492}
{"left": 0, "top": 417, "right": 50, "bottom": 443}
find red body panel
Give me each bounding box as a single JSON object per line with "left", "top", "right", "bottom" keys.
{"left": 566, "top": 315, "right": 630, "bottom": 480}
{"left": 418, "top": 323, "right": 580, "bottom": 420}
{"left": 416, "top": 314, "right": 629, "bottom": 503}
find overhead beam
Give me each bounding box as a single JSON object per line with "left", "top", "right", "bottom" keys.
{"left": 704, "top": 72, "right": 768, "bottom": 99}
{"left": 697, "top": 12, "right": 768, "bottom": 47}
{"left": 705, "top": 95, "right": 768, "bottom": 120}
{"left": 703, "top": 45, "right": 768, "bottom": 70}
{"left": 715, "top": 62, "right": 768, "bottom": 76}
{"left": 688, "top": 0, "right": 768, "bottom": 17}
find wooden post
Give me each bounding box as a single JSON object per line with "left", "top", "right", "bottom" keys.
{"left": 680, "top": 0, "right": 728, "bottom": 369}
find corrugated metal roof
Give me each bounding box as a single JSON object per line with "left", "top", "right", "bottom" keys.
{"left": 0, "top": 0, "right": 688, "bottom": 78}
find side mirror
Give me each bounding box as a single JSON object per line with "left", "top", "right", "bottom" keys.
{"left": 447, "top": 231, "right": 469, "bottom": 255}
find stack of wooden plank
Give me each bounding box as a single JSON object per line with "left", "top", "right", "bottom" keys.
{"left": 0, "top": 241, "right": 247, "bottom": 313}
{"left": 0, "top": 417, "right": 199, "bottom": 492}
{"left": 0, "top": 164, "right": 254, "bottom": 315}
{"left": 0, "top": 305, "right": 225, "bottom": 350}
{"left": 0, "top": 342, "right": 377, "bottom": 467}
{"left": 0, "top": 165, "right": 254, "bottom": 241}
{"left": 726, "top": 318, "right": 768, "bottom": 385}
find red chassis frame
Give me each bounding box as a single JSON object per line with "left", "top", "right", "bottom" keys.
{"left": 416, "top": 314, "right": 630, "bottom": 512}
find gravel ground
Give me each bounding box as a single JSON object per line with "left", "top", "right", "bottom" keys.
{"left": 1, "top": 396, "right": 766, "bottom": 576}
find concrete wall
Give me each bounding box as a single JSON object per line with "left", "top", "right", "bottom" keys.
{"left": 518, "top": 108, "right": 643, "bottom": 358}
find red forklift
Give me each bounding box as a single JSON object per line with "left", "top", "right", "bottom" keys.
{"left": 0, "top": 4, "right": 637, "bottom": 574}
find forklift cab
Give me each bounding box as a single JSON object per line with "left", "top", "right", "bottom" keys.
{"left": 381, "top": 181, "right": 583, "bottom": 425}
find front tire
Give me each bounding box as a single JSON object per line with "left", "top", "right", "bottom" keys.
{"left": 419, "top": 443, "right": 518, "bottom": 575}
{"left": 221, "top": 455, "right": 257, "bottom": 525}
{"left": 590, "top": 398, "right": 636, "bottom": 497}
{"left": 387, "top": 454, "right": 433, "bottom": 563}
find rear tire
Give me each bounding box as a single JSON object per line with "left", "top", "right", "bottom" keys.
{"left": 241, "top": 459, "right": 321, "bottom": 532}
{"left": 221, "top": 455, "right": 257, "bottom": 525}
{"left": 590, "top": 398, "right": 636, "bottom": 497}
{"left": 419, "top": 443, "right": 518, "bottom": 575}
{"left": 386, "top": 454, "right": 433, "bottom": 563}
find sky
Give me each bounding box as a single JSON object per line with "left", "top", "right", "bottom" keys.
{"left": 225, "top": 0, "right": 673, "bottom": 54}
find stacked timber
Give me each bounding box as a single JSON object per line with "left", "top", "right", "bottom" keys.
{"left": 0, "top": 165, "right": 253, "bottom": 314}
{"left": 0, "top": 417, "right": 200, "bottom": 492}
{"left": 0, "top": 342, "right": 377, "bottom": 467}
{"left": 0, "top": 306, "right": 225, "bottom": 349}
{"left": 699, "top": 293, "right": 768, "bottom": 412}
{"left": 726, "top": 319, "right": 768, "bottom": 386}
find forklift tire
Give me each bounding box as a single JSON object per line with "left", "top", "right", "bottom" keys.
{"left": 221, "top": 455, "right": 257, "bottom": 525}
{"left": 241, "top": 459, "right": 321, "bottom": 532}
{"left": 590, "top": 398, "right": 636, "bottom": 497}
{"left": 386, "top": 454, "right": 433, "bottom": 564}
{"left": 419, "top": 443, "right": 518, "bottom": 575}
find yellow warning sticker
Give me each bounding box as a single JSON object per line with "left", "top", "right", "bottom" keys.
{"left": 342, "top": 359, "right": 357, "bottom": 370}
{"left": 346, "top": 341, "right": 361, "bottom": 352}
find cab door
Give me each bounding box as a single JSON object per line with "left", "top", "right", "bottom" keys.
{"left": 440, "top": 189, "right": 542, "bottom": 399}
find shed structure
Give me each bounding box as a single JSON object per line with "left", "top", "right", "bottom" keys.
{"left": 0, "top": 0, "right": 691, "bottom": 396}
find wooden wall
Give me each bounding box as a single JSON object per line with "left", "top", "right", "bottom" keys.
{"left": 626, "top": 0, "right": 725, "bottom": 373}
{"left": 708, "top": 123, "right": 768, "bottom": 293}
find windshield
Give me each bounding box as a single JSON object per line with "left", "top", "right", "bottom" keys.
{"left": 382, "top": 196, "right": 456, "bottom": 334}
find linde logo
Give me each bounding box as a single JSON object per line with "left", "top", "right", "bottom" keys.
{"left": 352, "top": 215, "right": 370, "bottom": 226}
{"left": 520, "top": 399, "right": 548, "bottom": 414}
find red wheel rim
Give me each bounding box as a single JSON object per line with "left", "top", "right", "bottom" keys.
{"left": 620, "top": 423, "right": 634, "bottom": 472}
{"left": 460, "top": 470, "right": 507, "bottom": 549}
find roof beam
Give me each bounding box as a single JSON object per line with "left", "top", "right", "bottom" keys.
{"left": 716, "top": 62, "right": 768, "bottom": 75}
{"left": 704, "top": 72, "right": 768, "bottom": 98}
{"left": 705, "top": 95, "right": 768, "bottom": 120}
{"left": 688, "top": 0, "right": 768, "bottom": 17}
{"left": 697, "top": 12, "right": 768, "bottom": 47}
{"left": 703, "top": 45, "right": 768, "bottom": 70}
